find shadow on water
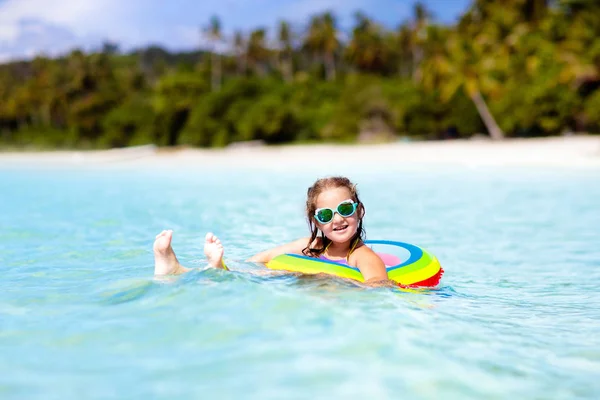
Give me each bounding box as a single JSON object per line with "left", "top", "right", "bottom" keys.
{"left": 96, "top": 266, "right": 246, "bottom": 305}
{"left": 97, "top": 260, "right": 460, "bottom": 307}
{"left": 434, "top": 285, "right": 461, "bottom": 298}
{"left": 223, "top": 260, "right": 459, "bottom": 291}
{"left": 97, "top": 278, "right": 156, "bottom": 305}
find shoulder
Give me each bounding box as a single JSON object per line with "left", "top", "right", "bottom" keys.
{"left": 349, "top": 243, "right": 389, "bottom": 282}
{"left": 288, "top": 237, "right": 316, "bottom": 254}
{"left": 351, "top": 244, "right": 381, "bottom": 263}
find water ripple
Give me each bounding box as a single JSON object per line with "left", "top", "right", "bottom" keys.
{"left": 0, "top": 166, "right": 599, "bottom": 399}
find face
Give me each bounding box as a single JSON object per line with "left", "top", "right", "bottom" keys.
{"left": 314, "top": 186, "right": 361, "bottom": 244}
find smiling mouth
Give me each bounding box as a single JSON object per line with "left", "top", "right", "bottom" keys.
{"left": 333, "top": 225, "right": 348, "bottom": 232}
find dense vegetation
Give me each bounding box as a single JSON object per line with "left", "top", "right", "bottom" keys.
{"left": 0, "top": 0, "right": 598, "bottom": 149}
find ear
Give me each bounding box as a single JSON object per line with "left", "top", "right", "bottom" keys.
{"left": 359, "top": 203, "right": 365, "bottom": 219}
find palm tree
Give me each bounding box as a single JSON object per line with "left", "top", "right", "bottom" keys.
{"left": 203, "top": 15, "right": 222, "bottom": 91}
{"left": 523, "top": 0, "right": 549, "bottom": 24}
{"left": 233, "top": 30, "right": 247, "bottom": 76}
{"left": 552, "top": 0, "right": 599, "bottom": 86}
{"left": 346, "top": 12, "right": 388, "bottom": 73}
{"left": 278, "top": 21, "right": 294, "bottom": 82}
{"left": 411, "top": 2, "right": 430, "bottom": 82}
{"left": 247, "top": 28, "right": 269, "bottom": 76}
{"left": 304, "top": 12, "right": 339, "bottom": 81}
{"left": 421, "top": 32, "right": 505, "bottom": 140}
{"left": 396, "top": 23, "right": 413, "bottom": 78}
{"left": 321, "top": 12, "right": 338, "bottom": 81}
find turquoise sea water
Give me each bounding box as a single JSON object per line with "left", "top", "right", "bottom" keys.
{"left": 1, "top": 161, "right": 599, "bottom": 399}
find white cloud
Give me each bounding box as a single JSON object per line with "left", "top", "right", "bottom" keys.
{"left": 0, "top": 0, "right": 137, "bottom": 60}
{"left": 0, "top": 0, "right": 425, "bottom": 62}
{"left": 0, "top": 0, "right": 221, "bottom": 59}
{"left": 0, "top": 0, "right": 123, "bottom": 39}
{"left": 0, "top": 18, "right": 100, "bottom": 61}
{"left": 0, "top": 22, "right": 19, "bottom": 42}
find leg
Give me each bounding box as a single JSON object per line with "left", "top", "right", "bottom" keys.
{"left": 204, "top": 232, "right": 225, "bottom": 269}
{"left": 153, "top": 230, "right": 189, "bottom": 275}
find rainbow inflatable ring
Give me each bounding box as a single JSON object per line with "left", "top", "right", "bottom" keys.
{"left": 265, "top": 240, "right": 443, "bottom": 287}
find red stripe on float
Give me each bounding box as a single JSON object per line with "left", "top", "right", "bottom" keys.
{"left": 398, "top": 268, "right": 444, "bottom": 288}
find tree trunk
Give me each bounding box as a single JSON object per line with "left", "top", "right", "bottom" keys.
{"left": 412, "top": 46, "right": 423, "bottom": 82}
{"left": 324, "top": 52, "right": 336, "bottom": 81}
{"left": 470, "top": 89, "right": 504, "bottom": 140}
{"left": 211, "top": 51, "right": 221, "bottom": 91}
{"left": 252, "top": 61, "right": 267, "bottom": 77}
{"left": 281, "top": 57, "right": 293, "bottom": 83}
{"left": 236, "top": 53, "right": 247, "bottom": 76}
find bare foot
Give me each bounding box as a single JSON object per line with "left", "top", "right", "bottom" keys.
{"left": 153, "top": 230, "right": 185, "bottom": 275}
{"left": 204, "top": 232, "right": 225, "bottom": 269}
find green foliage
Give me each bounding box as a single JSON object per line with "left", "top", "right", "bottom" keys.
{"left": 100, "top": 94, "right": 155, "bottom": 148}
{"left": 583, "top": 89, "right": 600, "bottom": 132}
{"left": 326, "top": 75, "right": 393, "bottom": 141}
{"left": 181, "top": 78, "right": 306, "bottom": 147}
{"left": 287, "top": 78, "right": 341, "bottom": 141}
{"left": 180, "top": 78, "right": 263, "bottom": 147}
{"left": 494, "top": 61, "right": 581, "bottom": 136}
{"left": 0, "top": 0, "right": 598, "bottom": 149}
{"left": 444, "top": 88, "right": 486, "bottom": 137}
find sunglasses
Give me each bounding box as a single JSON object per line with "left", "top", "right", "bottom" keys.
{"left": 314, "top": 199, "right": 358, "bottom": 224}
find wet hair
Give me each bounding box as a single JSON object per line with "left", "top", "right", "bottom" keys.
{"left": 302, "top": 176, "right": 366, "bottom": 257}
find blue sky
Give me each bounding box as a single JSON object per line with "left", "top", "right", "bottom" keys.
{"left": 0, "top": 0, "right": 471, "bottom": 62}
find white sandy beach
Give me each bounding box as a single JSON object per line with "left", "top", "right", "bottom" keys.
{"left": 1, "top": 135, "right": 599, "bottom": 169}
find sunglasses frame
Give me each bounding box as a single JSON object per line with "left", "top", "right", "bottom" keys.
{"left": 314, "top": 199, "right": 359, "bottom": 224}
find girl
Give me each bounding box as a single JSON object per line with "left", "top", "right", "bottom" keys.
{"left": 153, "top": 176, "right": 390, "bottom": 284}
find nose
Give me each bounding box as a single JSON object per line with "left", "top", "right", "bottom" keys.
{"left": 332, "top": 211, "right": 345, "bottom": 223}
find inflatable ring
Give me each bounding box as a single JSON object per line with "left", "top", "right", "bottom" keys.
{"left": 265, "top": 240, "right": 443, "bottom": 287}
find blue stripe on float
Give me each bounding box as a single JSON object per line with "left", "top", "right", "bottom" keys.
{"left": 364, "top": 240, "right": 424, "bottom": 270}
{"left": 283, "top": 240, "right": 425, "bottom": 272}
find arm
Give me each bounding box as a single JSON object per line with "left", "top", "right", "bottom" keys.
{"left": 354, "top": 246, "right": 394, "bottom": 285}
{"left": 247, "top": 237, "right": 311, "bottom": 264}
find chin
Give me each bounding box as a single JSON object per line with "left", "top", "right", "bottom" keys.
{"left": 329, "top": 230, "right": 356, "bottom": 243}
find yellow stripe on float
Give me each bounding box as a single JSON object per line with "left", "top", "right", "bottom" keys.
{"left": 389, "top": 256, "right": 441, "bottom": 285}
{"left": 266, "top": 257, "right": 365, "bottom": 282}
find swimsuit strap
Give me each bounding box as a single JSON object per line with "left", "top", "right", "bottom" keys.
{"left": 323, "top": 237, "right": 360, "bottom": 263}
{"left": 347, "top": 238, "right": 359, "bottom": 261}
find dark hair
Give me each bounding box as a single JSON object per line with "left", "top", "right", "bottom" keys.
{"left": 302, "top": 176, "right": 365, "bottom": 257}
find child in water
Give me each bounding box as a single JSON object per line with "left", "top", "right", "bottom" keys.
{"left": 153, "top": 176, "right": 391, "bottom": 284}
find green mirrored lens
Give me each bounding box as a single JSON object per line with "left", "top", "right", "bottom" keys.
{"left": 338, "top": 202, "right": 355, "bottom": 216}
{"left": 316, "top": 209, "right": 333, "bottom": 223}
